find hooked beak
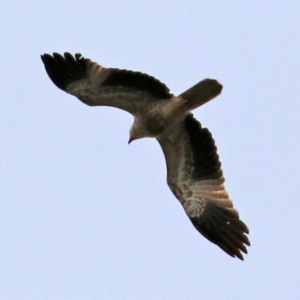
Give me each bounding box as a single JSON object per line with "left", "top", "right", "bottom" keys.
{"left": 128, "top": 137, "right": 134, "bottom": 144}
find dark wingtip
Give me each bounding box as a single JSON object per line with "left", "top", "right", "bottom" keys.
{"left": 190, "top": 204, "right": 250, "bottom": 261}
{"left": 41, "top": 52, "right": 87, "bottom": 91}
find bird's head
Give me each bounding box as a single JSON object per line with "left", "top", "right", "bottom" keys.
{"left": 128, "top": 122, "right": 145, "bottom": 144}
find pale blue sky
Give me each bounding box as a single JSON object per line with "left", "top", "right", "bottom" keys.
{"left": 1, "top": 1, "right": 300, "bottom": 299}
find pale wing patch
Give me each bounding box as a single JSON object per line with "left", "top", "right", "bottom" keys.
{"left": 170, "top": 178, "right": 231, "bottom": 219}
{"left": 196, "top": 180, "right": 232, "bottom": 205}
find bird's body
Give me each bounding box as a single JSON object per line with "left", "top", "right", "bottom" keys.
{"left": 41, "top": 52, "right": 250, "bottom": 260}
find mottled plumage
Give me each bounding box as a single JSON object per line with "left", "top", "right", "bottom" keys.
{"left": 41, "top": 52, "right": 250, "bottom": 260}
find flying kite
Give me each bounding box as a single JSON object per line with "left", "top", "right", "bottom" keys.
{"left": 41, "top": 52, "right": 250, "bottom": 260}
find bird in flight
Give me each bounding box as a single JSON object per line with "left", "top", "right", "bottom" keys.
{"left": 41, "top": 52, "right": 250, "bottom": 260}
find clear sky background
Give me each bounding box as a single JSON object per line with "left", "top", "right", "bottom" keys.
{"left": 1, "top": 1, "right": 300, "bottom": 299}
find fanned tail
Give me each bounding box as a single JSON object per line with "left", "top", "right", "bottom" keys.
{"left": 178, "top": 79, "right": 223, "bottom": 111}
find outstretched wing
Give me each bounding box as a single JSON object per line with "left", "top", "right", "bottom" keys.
{"left": 41, "top": 52, "right": 172, "bottom": 114}
{"left": 157, "top": 114, "right": 250, "bottom": 260}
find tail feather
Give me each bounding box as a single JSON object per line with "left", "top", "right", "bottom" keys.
{"left": 179, "top": 79, "right": 223, "bottom": 111}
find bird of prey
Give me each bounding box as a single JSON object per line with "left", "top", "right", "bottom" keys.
{"left": 41, "top": 52, "right": 250, "bottom": 260}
